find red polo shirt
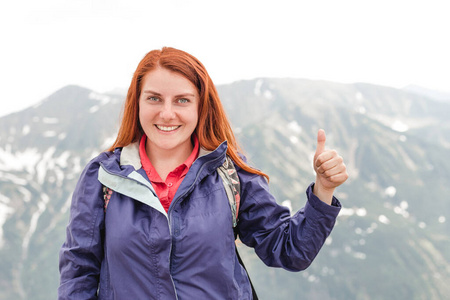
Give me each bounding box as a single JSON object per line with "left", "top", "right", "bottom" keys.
{"left": 139, "top": 134, "right": 199, "bottom": 212}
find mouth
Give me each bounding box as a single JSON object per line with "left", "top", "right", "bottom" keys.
{"left": 155, "top": 125, "right": 181, "bottom": 132}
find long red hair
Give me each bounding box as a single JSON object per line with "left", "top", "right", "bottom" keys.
{"left": 108, "top": 47, "right": 268, "bottom": 180}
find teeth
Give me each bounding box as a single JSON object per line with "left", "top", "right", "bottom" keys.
{"left": 156, "top": 125, "right": 180, "bottom": 132}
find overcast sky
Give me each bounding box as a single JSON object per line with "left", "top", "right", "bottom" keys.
{"left": 1, "top": 0, "right": 449, "bottom": 117}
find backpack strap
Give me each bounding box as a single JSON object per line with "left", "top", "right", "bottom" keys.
{"left": 103, "top": 186, "right": 113, "bottom": 212}
{"left": 217, "top": 156, "right": 241, "bottom": 227}
{"left": 236, "top": 248, "right": 259, "bottom": 300}
{"left": 217, "top": 157, "right": 259, "bottom": 299}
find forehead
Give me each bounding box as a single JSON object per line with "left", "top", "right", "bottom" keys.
{"left": 142, "top": 67, "right": 197, "bottom": 91}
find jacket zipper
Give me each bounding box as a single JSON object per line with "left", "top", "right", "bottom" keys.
{"left": 166, "top": 154, "right": 224, "bottom": 297}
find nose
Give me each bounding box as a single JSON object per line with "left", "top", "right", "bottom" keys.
{"left": 160, "top": 102, "right": 176, "bottom": 120}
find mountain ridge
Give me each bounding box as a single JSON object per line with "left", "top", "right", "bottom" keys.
{"left": 1, "top": 78, "right": 449, "bottom": 299}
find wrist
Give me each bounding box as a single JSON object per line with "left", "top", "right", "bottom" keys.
{"left": 313, "top": 181, "right": 334, "bottom": 205}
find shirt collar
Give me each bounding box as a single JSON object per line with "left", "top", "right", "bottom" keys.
{"left": 139, "top": 134, "right": 199, "bottom": 182}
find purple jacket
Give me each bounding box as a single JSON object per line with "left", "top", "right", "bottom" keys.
{"left": 58, "top": 141, "right": 341, "bottom": 299}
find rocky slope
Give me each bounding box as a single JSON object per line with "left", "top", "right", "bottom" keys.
{"left": 0, "top": 79, "right": 449, "bottom": 299}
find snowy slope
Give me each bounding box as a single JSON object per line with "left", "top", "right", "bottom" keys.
{"left": 1, "top": 80, "right": 450, "bottom": 299}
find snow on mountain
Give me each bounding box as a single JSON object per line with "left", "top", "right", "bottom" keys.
{"left": 0, "top": 194, "right": 14, "bottom": 249}
{"left": 1, "top": 80, "right": 450, "bottom": 299}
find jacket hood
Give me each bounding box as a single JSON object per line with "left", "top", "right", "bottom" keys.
{"left": 97, "top": 140, "right": 229, "bottom": 217}
{"left": 101, "top": 140, "right": 228, "bottom": 175}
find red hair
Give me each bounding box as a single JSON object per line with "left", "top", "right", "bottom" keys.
{"left": 108, "top": 47, "right": 268, "bottom": 180}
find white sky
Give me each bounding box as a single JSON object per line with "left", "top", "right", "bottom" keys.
{"left": 1, "top": 0, "right": 449, "bottom": 117}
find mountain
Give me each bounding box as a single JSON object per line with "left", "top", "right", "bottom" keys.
{"left": 0, "top": 86, "right": 123, "bottom": 299}
{"left": 403, "top": 85, "right": 450, "bottom": 103}
{"left": 0, "top": 79, "right": 449, "bottom": 300}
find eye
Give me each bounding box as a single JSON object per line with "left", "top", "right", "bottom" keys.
{"left": 147, "top": 96, "right": 160, "bottom": 102}
{"left": 178, "top": 98, "right": 189, "bottom": 104}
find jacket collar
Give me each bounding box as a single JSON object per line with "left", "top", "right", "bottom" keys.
{"left": 99, "top": 140, "right": 229, "bottom": 216}
{"left": 120, "top": 142, "right": 141, "bottom": 169}
{"left": 118, "top": 140, "right": 229, "bottom": 172}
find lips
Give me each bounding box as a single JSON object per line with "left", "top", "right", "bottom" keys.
{"left": 155, "top": 125, "right": 181, "bottom": 132}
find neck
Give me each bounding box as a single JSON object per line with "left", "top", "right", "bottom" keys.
{"left": 146, "top": 141, "right": 193, "bottom": 181}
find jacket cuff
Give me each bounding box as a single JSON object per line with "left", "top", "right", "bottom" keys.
{"left": 304, "top": 182, "right": 341, "bottom": 218}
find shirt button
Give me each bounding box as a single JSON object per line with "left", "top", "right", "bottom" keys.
{"left": 167, "top": 183, "right": 173, "bottom": 187}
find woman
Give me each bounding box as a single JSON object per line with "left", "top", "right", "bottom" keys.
{"left": 58, "top": 47, "right": 348, "bottom": 299}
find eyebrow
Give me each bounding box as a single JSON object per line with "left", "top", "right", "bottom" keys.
{"left": 142, "top": 90, "right": 196, "bottom": 98}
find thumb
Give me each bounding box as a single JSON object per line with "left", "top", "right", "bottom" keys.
{"left": 315, "top": 129, "right": 326, "bottom": 158}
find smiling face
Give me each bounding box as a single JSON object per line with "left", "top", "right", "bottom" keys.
{"left": 139, "top": 66, "right": 199, "bottom": 158}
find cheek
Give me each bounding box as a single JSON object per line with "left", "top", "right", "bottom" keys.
{"left": 190, "top": 104, "right": 199, "bottom": 126}
{"left": 139, "top": 105, "right": 155, "bottom": 122}
{"left": 138, "top": 107, "right": 155, "bottom": 132}
{"left": 190, "top": 111, "right": 199, "bottom": 128}
{"left": 138, "top": 108, "right": 146, "bottom": 127}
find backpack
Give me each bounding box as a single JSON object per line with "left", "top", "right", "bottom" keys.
{"left": 102, "top": 155, "right": 258, "bottom": 299}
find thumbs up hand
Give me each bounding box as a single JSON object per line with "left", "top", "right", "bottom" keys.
{"left": 313, "top": 129, "right": 348, "bottom": 205}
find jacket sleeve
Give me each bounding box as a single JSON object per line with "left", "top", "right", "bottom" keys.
{"left": 237, "top": 172, "right": 341, "bottom": 272}
{"left": 58, "top": 156, "right": 106, "bottom": 299}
